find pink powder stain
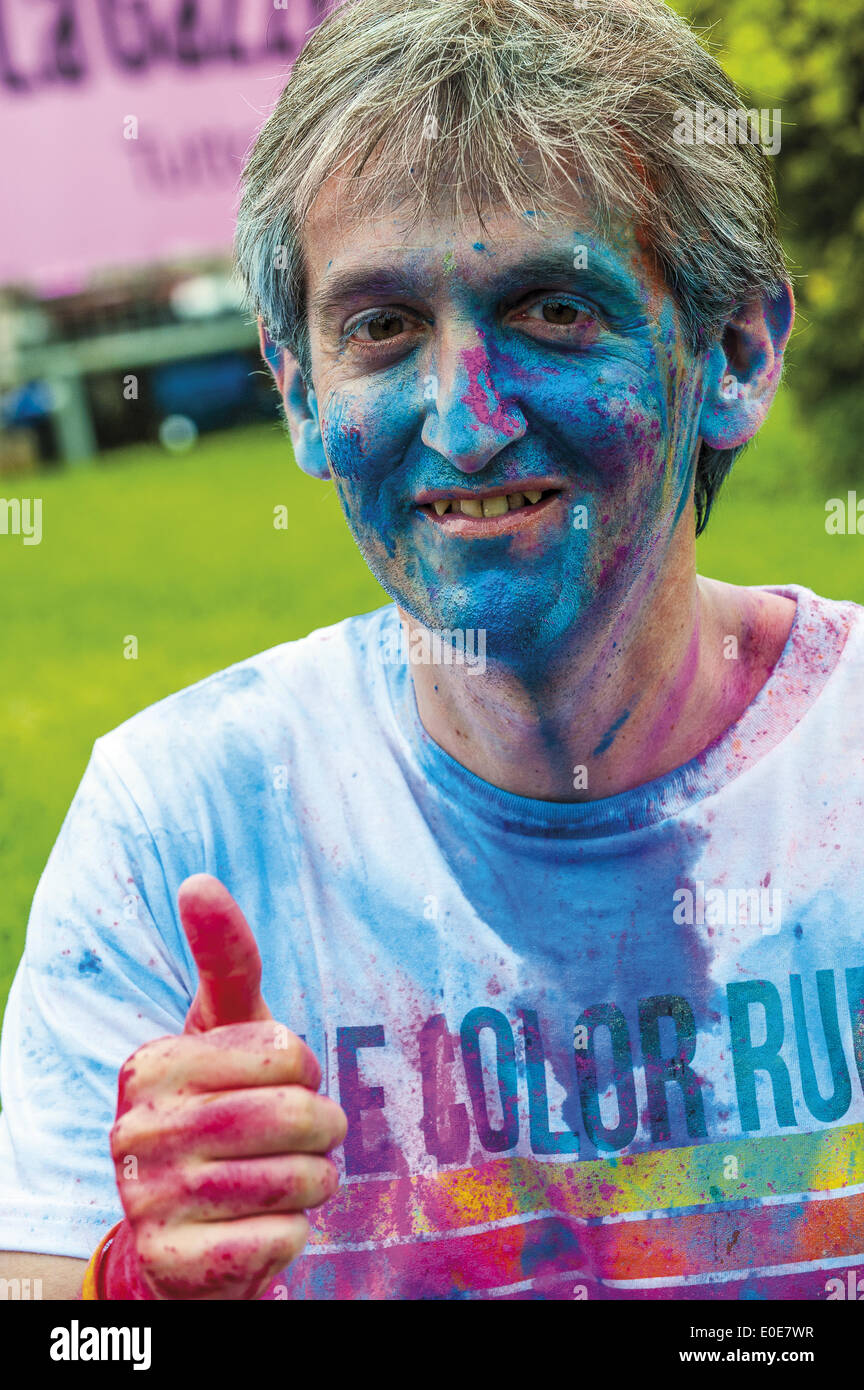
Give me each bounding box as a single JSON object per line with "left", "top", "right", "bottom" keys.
{"left": 498, "top": 353, "right": 560, "bottom": 386}
{"left": 338, "top": 421, "right": 365, "bottom": 456}
{"left": 595, "top": 543, "right": 632, "bottom": 589}
{"left": 459, "top": 345, "right": 523, "bottom": 437}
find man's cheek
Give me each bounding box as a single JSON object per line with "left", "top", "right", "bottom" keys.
{"left": 560, "top": 390, "right": 674, "bottom": 575}
{"left": 568, "top": 402, "right": 669, "bottom": 528}
{"left": 533, "top": 364, "right": 667, "bottom": 473}
{"left": 320, "top": 384, "right": 418, "bottom": 483}
{"left": 331, "top": 475, "right": 401, "bottom": 564}
{"left": 319, "top": 397, "right": 370, "bottom": 480}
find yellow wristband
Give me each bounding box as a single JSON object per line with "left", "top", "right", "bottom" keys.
{"left": 81, "top": 1220, "right": 124, "bottom": 1300}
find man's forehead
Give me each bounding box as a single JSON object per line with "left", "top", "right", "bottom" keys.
{"left": 303, "top": 169, "right": 659, "bottom": 306}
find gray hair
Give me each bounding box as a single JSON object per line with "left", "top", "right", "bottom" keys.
{"left": 235, "top": 0, "right": 789, "bottom": 534}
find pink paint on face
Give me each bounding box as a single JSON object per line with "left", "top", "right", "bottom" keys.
{"left": 459, "top": 343, "right": 524, "bottom": 437}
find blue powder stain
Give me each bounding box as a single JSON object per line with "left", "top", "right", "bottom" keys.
{"left": 592, "top": 709, "right": 631, "bottom": 757}
{"left": 473, "top": 242, "right": 486, "bottom": 251}
{"left": 408, "top": 799, "right": 715, "bottom": 1152}
{"left": 78, "top": 949, "right": 103, "bottom": 976}
{"left": 794, "top": 923, "right": 803, "bottom": 938}
{"left": 523, "top": 210, "right": 537, "bottom": 217}
{"left": 519, "top": 1219, "right": 581, "bottom": 1278}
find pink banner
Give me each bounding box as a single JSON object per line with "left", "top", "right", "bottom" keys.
{"left": 0, "top": 0, "right": 325, "bottom": 292}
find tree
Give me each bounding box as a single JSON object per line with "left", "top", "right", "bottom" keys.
{"left": 673, "top": 0, "right": 864, "bottom": 482}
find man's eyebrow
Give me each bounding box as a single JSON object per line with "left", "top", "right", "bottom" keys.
{"left": 487, "top": 250, "right": 640, "bottom": 299}
{"left": 309, "top": 267, "right": 429, "bottom": 323}
{"left": 309, "top": 247, "right": 641, "bottom": 324}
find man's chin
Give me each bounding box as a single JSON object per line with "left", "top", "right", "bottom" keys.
{"left": 394, "top": 585, "right": 579, "bottom": 669}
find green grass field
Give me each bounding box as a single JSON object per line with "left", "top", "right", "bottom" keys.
{"left": 1, "top": 389, "right": 860, "bottom": 1017}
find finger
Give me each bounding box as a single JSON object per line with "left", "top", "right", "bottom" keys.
{"left": 126, "top": 1087, "right": 348, "bottom": 1163}
{"left": 117, "top": 1025, "right": 322, "bottom": 1108}
{"left": 131, "top": 1154, "right": 340, "bottom": 1224}
{"left": 137, "top": 1213, "right": 310, "bottom": 1301}
{"left": 178, "top": 874, "right": 273, "bottom": 1032}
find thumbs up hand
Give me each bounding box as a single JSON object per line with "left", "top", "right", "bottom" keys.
{"left": 180, "top": 874, "right": 276, "bottom": 1032}
{"left": 104, "top": 875, "right": 347, "bottom": 1301}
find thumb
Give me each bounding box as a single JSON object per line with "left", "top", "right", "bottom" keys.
{"left": 178, "top": 874, "right": 273, "bottom": 1033}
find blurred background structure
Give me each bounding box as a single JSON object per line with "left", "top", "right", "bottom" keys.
{"left": 0, "top": 0, "right": 862, "bottom": 1012}
{"left": 0, "top": 0, "right": 326, "bottom": 473}
{"left": 0, "top": 265, "right": 275, "bottom": 468}
{"left": 1, "top": 0, "right": 861, "bottom": 479}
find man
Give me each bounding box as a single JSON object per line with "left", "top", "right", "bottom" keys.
{"left": 1, "top": 0, "right": 862, "bottom": 1301}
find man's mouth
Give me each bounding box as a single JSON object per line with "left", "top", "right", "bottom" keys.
{"left": 415, "top": 485, "right": 563, "bottom": 535}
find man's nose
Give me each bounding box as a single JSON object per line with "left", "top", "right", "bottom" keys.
{"left": 421, "top": 337, "right": 526, "bottom": 473}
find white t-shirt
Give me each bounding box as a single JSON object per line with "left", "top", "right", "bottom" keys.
{"left": 1, "top": 583, "right": 863, "bottom": 1300}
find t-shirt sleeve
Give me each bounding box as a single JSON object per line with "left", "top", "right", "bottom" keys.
{"left": 0, "top": 739, "right": 195, "bottom": 1258}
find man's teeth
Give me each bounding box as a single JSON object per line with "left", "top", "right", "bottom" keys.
{"left": 431, "top": 490, "right": 546, "bottom": 517}
{"left": 481, "top": 495, "right": 509, "bottom": 517}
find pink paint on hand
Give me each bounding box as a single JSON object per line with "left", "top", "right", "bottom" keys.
{"left": 101, "top": 1219, "right": 160, "bottom": 1301}
{"left": 178, "top": 874, "right": 273, "bottom": 1033}
{"left": 99, "top": 876, "right": 314, "bottom": 1301}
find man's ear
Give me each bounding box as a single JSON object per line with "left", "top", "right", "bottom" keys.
{"left": 257, "top": 318, "right": 330, "bottom": 480}
{"left": 698, "top": 282, "right": 795, "bottom": 451}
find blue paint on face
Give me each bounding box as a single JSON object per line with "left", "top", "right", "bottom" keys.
{"left": 306, "top": 203, "right": 703, "bottom": 670}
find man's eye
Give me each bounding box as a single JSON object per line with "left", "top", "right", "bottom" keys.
{"left": 542, "top": 301, "right": 582, "bottom": 324}
{"left": 352, "top": 312, "right": 408, "bottom": 342}
{"left": 523, "top": 299, "right": 595, "bottom": 327}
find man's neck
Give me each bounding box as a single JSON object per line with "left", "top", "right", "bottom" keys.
{"left": 403, "top": 559, "right": 796, "bottom": 804}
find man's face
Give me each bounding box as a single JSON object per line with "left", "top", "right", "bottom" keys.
{"left": 302, "top": 180, "right": 705, "bottom": 661}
